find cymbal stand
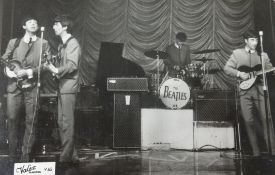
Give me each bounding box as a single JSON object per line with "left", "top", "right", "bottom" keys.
{"left": 202, "top": 59, "right": 210, "bottom": 89}
{"left": 201, "top": 57, "right": 208, "bottom": 75}
{"left": 203, "top": 62, "right": 206, "bottom": 75}
{"left": 156, "top": 52, "right": 160, "bottom": 96}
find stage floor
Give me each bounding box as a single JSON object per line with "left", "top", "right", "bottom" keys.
{"left": 0, "top": 148, "right": 274, "bottom": 175}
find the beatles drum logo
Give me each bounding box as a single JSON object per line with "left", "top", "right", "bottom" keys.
{"left": 159, "top": 78, "right": 190, "bottom": 109}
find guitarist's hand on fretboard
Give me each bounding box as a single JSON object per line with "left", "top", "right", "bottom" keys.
{"left": 44, "top": 62, "right": 58, "bottom": 75}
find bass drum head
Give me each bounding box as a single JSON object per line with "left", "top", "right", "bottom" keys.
{"left": 159, "top": 78, "right": 190, "bottom": 109}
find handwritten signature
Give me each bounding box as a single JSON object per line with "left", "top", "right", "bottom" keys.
{"left": 16, "top": 165, "right": 36, "bottom": 174}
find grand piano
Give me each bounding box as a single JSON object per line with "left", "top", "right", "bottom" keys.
{"left": 96, "top": 42, "right": 146, "bottom": 148}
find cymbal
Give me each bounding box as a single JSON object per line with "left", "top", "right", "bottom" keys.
{"left": 192, "top": 49, "right": 220, "bottom": 54}
{"left": 144, "top": 50, "right": 168, "bottom": 59}
{"left": 194, "top": 57, "right": 214, "bottom": 62}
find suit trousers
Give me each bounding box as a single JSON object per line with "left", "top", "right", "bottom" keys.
{"left": 58, "top": 93, "right": 78, "bottom": 162}
{"left": 7, "top": 87, "right": 38, "bottom": 157}
{"left": 240, "top": 85, "right": 275, "bottom": 156}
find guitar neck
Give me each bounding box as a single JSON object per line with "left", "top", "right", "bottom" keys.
{"left": 256, "top": 67, "right": 275, "bottom": 76}
{"left": 0, "top": 58, "right": 10, "bottom": 67}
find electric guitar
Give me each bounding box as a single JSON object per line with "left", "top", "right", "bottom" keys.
{"left": 238, "top": 64, "right": 275, "bottom": 90}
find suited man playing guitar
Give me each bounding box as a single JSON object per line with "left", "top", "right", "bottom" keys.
{"left": 1, "top": 16, "right": 49, "bottom": 163}
{"left": 224, "top": 30, "right": 275, "bottom": 158}
{"left": 44, "top": 15, "right": 81, "bottom": 168}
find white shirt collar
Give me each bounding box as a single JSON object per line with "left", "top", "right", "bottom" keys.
{"left": 245, "top": 46, "right": 256, "bottom": 53}
{"left": 23, "top": 34, "right": 37, "bottom": 43}
{"left": 174, "top": 42, "right": 180, "bottom": 49}
{"left": 61, "top": 34, "right": 72, "bottom": 44}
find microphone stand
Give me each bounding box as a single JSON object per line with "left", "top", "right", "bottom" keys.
{"left": 156, "top": 52, "right": 160, "bottom": 97}
{"left": 26, "top": 27, "right": 45, "bottom": 155}
{"left": 259, "top": 31, "right": 272, "bottom": 155}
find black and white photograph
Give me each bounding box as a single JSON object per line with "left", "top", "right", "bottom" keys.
{"left": 1, "top": 0, "right": 275, "bottom": 174}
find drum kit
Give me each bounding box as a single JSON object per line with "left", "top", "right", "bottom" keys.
{"left": 145, "top": 48, "right": 220, "bottom": 109}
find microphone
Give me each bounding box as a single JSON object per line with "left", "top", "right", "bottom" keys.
{"left": 41, "top": 27, "right": 45, "bottom": 32}
{"left": 259, "top": 31, "right": 264, "bottom": 53}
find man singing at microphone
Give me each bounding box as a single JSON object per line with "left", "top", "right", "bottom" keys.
{"left": 164, "top": 32, "right": 191, "bottom": 77}
{"left": 1, "top": 16, "right": 49, "bottom": 163}
{"left": 224, "top": 30, "right": 275, "bottom": 158}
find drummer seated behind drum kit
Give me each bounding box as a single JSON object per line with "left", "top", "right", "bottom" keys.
{"left": 145, "top": 49, "right": 220, "bottom": 109}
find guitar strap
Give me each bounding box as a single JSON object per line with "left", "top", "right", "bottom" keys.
{"left": 57, "top": 36, "right": 74, "bottom": 64}
{"left": 9, "top": 37, "right": 35, "bottom": 66}
{"left": 63, "top": 36, "right": 74, "bottom": 49}
{"left": 22, "top": 39, "right": 35, "bottom": 66}
{"left": 8, "top": 38, "right": 21, "bottom": 60}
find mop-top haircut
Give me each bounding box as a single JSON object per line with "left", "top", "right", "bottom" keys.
{"left": 176, "top": 32, "right": 187, "bottom": 42}
{"left": 54, "top": 15, "right": 73, "bottom": 33}
{"left": 243, "top": 29, "right": 258, "bottom": 39}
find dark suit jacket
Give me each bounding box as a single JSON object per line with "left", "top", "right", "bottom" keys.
{"left": 56, "top": 37, "right": 81, "bottom": 94}
{"left": 164, "top": 43, "right": 191, "bottom": 69}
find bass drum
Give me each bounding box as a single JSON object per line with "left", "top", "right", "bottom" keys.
{"left": 159, "top": 78, "right": 190, "bottom": 109}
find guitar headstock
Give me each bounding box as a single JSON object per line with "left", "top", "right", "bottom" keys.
{"left": 0, "top": 57, "right": 16, "bottom": 70}
{"left": 43, "top": 52, "right": 59, "bottom": 65}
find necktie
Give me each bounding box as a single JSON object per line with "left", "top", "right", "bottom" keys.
{"left": 28, "top": 38, "right": 32, "bottom": 47}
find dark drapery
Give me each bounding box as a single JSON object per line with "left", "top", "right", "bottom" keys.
{"left": 7, "top": 0, "right": 255, "bottom": 90}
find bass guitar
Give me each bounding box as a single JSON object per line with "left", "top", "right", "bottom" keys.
{"left": 0, "top": 54, "right": 56, "bottom": 90}
{"left": 0, "top": 58, "right": 36, "bottom": 89}
{"left": 238, "top": 64, "right": 275, "bottom": 90}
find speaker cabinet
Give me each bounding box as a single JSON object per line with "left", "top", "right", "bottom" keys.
{"left": 193, "top": 90, "right": 237, "bottom": 150}
{"left": 113, "top": 93, "right": 141, "bottom": 148}
{"left": 194, "top": 90, "right": 237, "bottom": 121}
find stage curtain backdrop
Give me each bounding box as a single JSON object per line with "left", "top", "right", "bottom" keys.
{"left": 35, "top": 0, "right": 253, "bottom": 90}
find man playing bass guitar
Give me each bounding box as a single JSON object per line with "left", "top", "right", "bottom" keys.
{"left": 1, "top": 16, "right": 49, "bottom": 163}
{"left": 224, "top": 30, "right": 275, "bottom": 159}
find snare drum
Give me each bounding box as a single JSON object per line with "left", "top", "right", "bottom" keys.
{"left": 159, "top": 78, "right": 190, "bottom": 109}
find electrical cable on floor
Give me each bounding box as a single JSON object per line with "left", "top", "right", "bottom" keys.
{"left": 196, "top": 144, "right": 222, "bottom": 151}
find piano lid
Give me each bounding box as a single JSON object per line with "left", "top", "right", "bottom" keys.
{"left": 120, "top": 58, "right": 145, "bottom": 77}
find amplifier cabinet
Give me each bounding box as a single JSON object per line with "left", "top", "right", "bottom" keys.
{"left": 194, "top": 90, "right": 237, "bottom": 121}
{"left": 107, "top": 77, "right": 148, "bottom": 92}
{"left": 113, "top": 93, "right": 141, "bottom": 148}
{"left": 193, "top": 121, "right": 235, "bottom": 150}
